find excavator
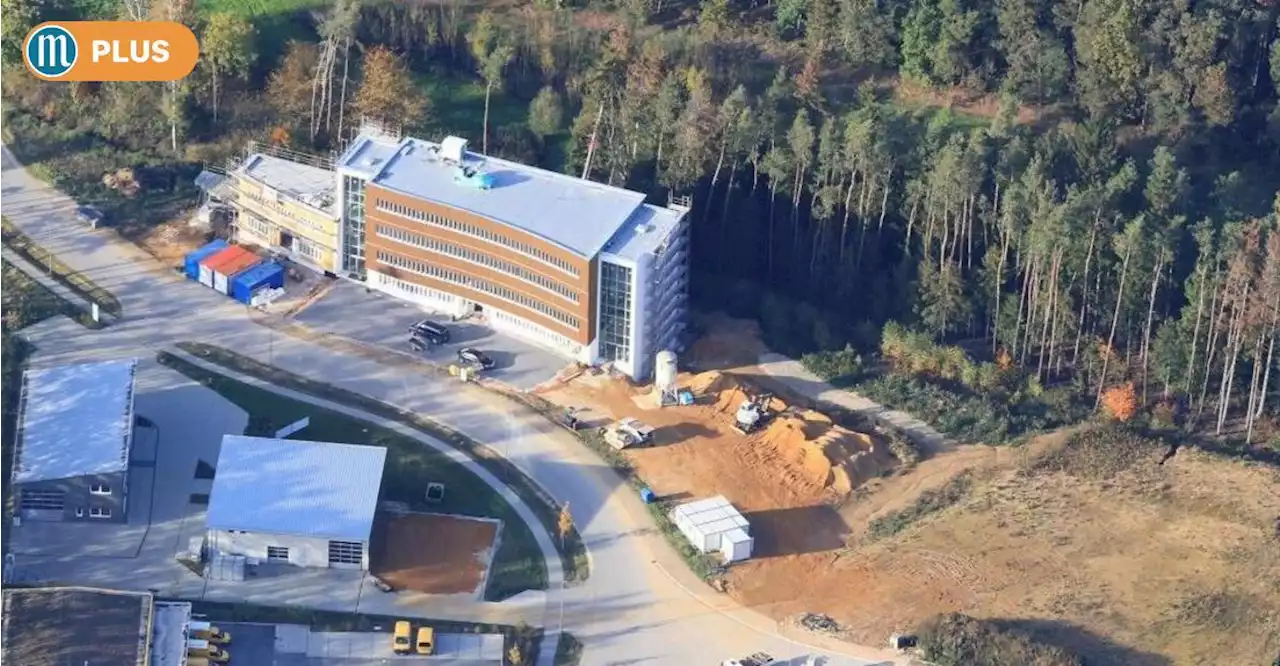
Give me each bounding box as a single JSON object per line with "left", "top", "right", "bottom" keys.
{"left": 733, "top": 393, "right": 774, "bottom": 434}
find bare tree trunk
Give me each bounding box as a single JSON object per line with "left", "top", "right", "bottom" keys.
{"left": 1140, "top": 257, "right": 1164, "bottom": 403}
{"left": 1072, "top": 222, "right": 1098, "bottom": 364}
{"left": 337, "top": 37, "right": 351, "bottom": 141}
{"left": 1257, "top": 294, "right": 1279, "bottom": 418}
{"left": 581, "top": 102, "right": 604, "bottom": 180}
{"left": 839, "top": 171, "right": 857, "bottom": 265}
{"left": 483, "top": 80, "right": 493, "bottom": 154}
{"left": 1196, "top": 279, "right": 1230, "bottom": 421}
{"left": 1096, "top": 240, "right": 1134, "bottom": 409}
{"left": 1184, "top": 265, "right": 1213, "bottom": 395}
{"left": 992, "top": 231, "right": 1009, "bottom": 354}
{"left": 1217, "top": 284, "right": 1249, "bottom": 433}
{"left": 1245, "top": 334, "right": 1265, "bottom": 443}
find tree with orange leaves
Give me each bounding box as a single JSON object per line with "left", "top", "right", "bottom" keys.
{"left": 1101, "top": 383, "right": 1139, "bottom": 422}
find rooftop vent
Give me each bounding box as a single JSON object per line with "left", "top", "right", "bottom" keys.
{"left": 441, "top": 136, "right": 468, "bottom": 163}
{"left": 635, "top": 223, "right": 654, "bottom": 234}
{"left": 454, "top": 166, "right": 494, "bottom": 190}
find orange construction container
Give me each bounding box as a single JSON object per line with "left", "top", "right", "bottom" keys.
{"left": 210, "top": 247, "right": 262, "bottom": 295}
{"left": 197, "top": 246, "right": 240, "bottom": 288}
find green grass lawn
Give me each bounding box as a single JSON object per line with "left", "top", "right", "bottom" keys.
{"left": 2, "top": 217, "right": 123, "bottom": 317}
{"left": 156, "top": 351, "right": 549, "bottom": 600}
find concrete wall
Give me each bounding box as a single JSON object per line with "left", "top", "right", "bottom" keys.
{"left": 205, "top": 529, "right": 368, "bottom": 570}
{"left": 15, "top": 471, "right": 128, "bottom": 523}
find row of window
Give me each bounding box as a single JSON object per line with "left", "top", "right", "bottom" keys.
{"left": 376, "top": 250, "right": 581, "bottom": 329}
{"left": 375, "top": 224, "right": 580, "bottom": 303}
{"left": 375, "top": 272, "right": 458, "bottom": 306}
{"left": 489, "top": 308, "right": 582, "bottom": 355}
{"left": 236, "top": 181, "right": 333, "bottom": 234}
{"left": 78, "top": 506, "right": 112, "bottom": 518}
{"left": 374, "top": 201, "right": 580, "bottom": 277}
{"left": 240, "top": 213, "right": 273, "bottom": 239}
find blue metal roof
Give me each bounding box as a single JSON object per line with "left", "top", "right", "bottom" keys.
{"left": 207, "top": 435, "right": 386, "bottom": 542}
{"left": 340, "top": 133, "right": 648, "bottom": 258}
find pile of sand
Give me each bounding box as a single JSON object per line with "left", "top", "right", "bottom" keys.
{"left": 760, "top": 412, "right": 894, "bottom": 495}
{"left": 688, "top": 370, "right": 895, "bottom": 496}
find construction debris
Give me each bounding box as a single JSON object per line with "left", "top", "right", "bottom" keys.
{"left": 798, "top": 612, "right": 841, "bottom": 635}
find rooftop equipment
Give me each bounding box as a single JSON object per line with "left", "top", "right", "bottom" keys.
{"left": 440, "top": 136, "right": 468, "bottom": 163}
{"left": 454, "top": 165, "right": 494, "bottom": 190}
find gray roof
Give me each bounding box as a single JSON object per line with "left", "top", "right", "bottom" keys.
{"left": 238, "top": 153, "right": 337, "bottom": 215}
{"left": 207, "top": 435, "right": 387, "bottom": 541}
{"left": 14, "top": 359, "right": 137, "bottom": 484}
{"left": 600, "top": 203, "right": 688, "bottom": 262}
{"left": 340, "top": 132, "right": 649, "bottom": 258}
{"left": 2, "top": 587, "right": 152, "bottom": 666}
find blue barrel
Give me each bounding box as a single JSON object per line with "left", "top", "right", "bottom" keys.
{"left": 639, "top": 487, "right": 655, "bottom": 504}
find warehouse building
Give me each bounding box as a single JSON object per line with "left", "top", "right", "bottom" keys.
{"left": 336, "top": 127, "right": 691, "bottom": 380}
{"left": 11, "top": 359, "right": 138, "bottom": 523}
{"left": 226, "top": 143, "right": 340, "bottom": 274}
{"left": 2, "top": 586, "right": 191, "bottom": 666}
{"left": 205, "top": 435, "right": 387, "bottom": 569}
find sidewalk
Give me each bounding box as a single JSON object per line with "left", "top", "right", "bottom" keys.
{"left": 755, "top": 352, "right": 951, "bottom": 452}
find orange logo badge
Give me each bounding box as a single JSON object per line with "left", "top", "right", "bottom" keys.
{"left": 23, "top": 21, "right": 198, "bottom": 82}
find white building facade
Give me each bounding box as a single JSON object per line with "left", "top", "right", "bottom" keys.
{"left": 205, "top": 435, "right": 386, "bottom": 570}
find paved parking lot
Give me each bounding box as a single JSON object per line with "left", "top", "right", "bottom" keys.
{"left": 294, "top": 281, "right": 568, "bottom": 390}
{"left": 223, "top": 622, "right": 502, "bottom": 666}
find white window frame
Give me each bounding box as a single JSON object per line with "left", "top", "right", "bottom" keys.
{"left": 90, "top": 483, "right": 112, "bottom": 495}
{"left": 89, "top": 506, "right": 112, "bottom": 519}
{"left": 266, "top": 546, "right": 290, "bottom": 562}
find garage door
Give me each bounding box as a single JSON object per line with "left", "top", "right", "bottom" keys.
{"left": 327, "top": 540, "right": 363, "bottom": 568}
{"left": 20, "top": 489, "right": 65, "bottom": 511}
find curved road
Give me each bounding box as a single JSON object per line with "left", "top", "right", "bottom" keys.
{"left": 1, "top": 146, "right": 902, "bottom": 666}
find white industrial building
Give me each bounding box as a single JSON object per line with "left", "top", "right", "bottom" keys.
{"left": 11, "top": 359, "right": 138, "bottom": 523}
{"left": 671, "top": 495, "right": 754, "bottom": 563}
{"left": 205, "top": 435, "right": 387, "bottom": 570}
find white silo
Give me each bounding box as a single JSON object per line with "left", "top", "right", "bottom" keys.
{"left": 654, "top": 350, "right": 679, "bottom": 407}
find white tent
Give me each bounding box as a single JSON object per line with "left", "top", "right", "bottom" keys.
{"left": 671, "top": 496, "right": 753, "bottom": 561}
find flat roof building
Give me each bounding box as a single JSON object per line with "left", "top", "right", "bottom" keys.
{"left": 227, "top": 144, "right": 341, "bottom": 274}
{"left": 11, "top": 359, "right": 137, "bottom": 523}
{"left": 205, "top": 435, "right": 387, "bottom": 570}
{"left": 0, "top": 587, "right": 187, "bottom": 666}
{"left": 337, "top": 128, "right": 690, "bottom": 379}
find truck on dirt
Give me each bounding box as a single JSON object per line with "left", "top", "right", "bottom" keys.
{"left": 599, "top": 417, "right": 656, "bottom": 449}
{"left": 734, "top": 394, "right": 774, "bottom": 434}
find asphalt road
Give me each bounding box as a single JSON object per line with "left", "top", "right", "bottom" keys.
{"left": 0, "top": 145, "right": 902, "bottom": 666}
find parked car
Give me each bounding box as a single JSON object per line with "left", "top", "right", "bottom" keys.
{"left": 457, "top": 347, "right": 495, "bottom": 370}
{"left": 393, "top": 621, "right": 412, "bottom": 654}
{"left": 409, "top": 333, "right": 432, "bottom": 353}
{"left": 409, "top": 319, "right": 450, "bottom": 344}
{"left": 75, "top": 205, "right": 105, "bottom": 228}
{"left": 415, "top": 626, "right": 435, "bottom": 655}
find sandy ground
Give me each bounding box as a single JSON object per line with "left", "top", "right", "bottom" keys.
{"left": 370, "top": 513, "right": 498, "bottom": 597}
{"left": 135, "top": 219, "right": 208, "bottom": 267}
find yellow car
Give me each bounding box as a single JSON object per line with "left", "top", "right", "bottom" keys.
{"left": 416, "top": 626, "right": 435, "bottom": 655}
{"left": 393, "top": 620, "right": 412, "bottom": 655}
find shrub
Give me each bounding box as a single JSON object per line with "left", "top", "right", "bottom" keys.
{"left": 801, "top": 348, "right": 863, "bottom": 382}
{"left": 1101, "top": 383, "right": 1139, "bottom": 422}
{"left": 917, "top": 613, "right": 1083, "bottom": 666}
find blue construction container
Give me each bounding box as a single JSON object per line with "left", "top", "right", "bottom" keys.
{"left": 229, "top": 261, "right": 285, "bottom": 305}
{"left": 183, "top": 239, "right": 229, "bottom": 281}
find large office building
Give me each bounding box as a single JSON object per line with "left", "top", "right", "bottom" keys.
{"left": 226, "top": 128, "right": 690, "bottom": 380}
{"left": 11, "top": 359, "right": 138, "bottom": 523}
{"left": 205, "top": 435, "right": 386, "bottom": 570}
{"left": 336, "top": 130, "right": 691, "bottom": 379}
{"left": 226, "top": 145, "right": 341, "bottom": 274}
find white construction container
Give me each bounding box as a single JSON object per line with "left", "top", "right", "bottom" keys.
{"left": 671, "top": 496, "right": 752, "bottom": 561}
{"left": 720, "top": 528, "right": 754, "bottom": 563}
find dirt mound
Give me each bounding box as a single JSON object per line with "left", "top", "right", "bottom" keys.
{"left": 761, "top": 412, "right": 895, "bottom": 495}
{"left": 687, "top": 370, "right": 894, "bottom": 496}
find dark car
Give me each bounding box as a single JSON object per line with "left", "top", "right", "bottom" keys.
{"left": 409, "top": 319, "right": 450, "bottom": 344}
{"left": 76, "top": 205, "right": 105, "bottom": 228}
{"left": 456, "top": 347, "right": 495, "bottom": 370}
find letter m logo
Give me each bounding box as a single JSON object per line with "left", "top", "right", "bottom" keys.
{"left": 25, "top": 24, "right": 78, "bottom": 78}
